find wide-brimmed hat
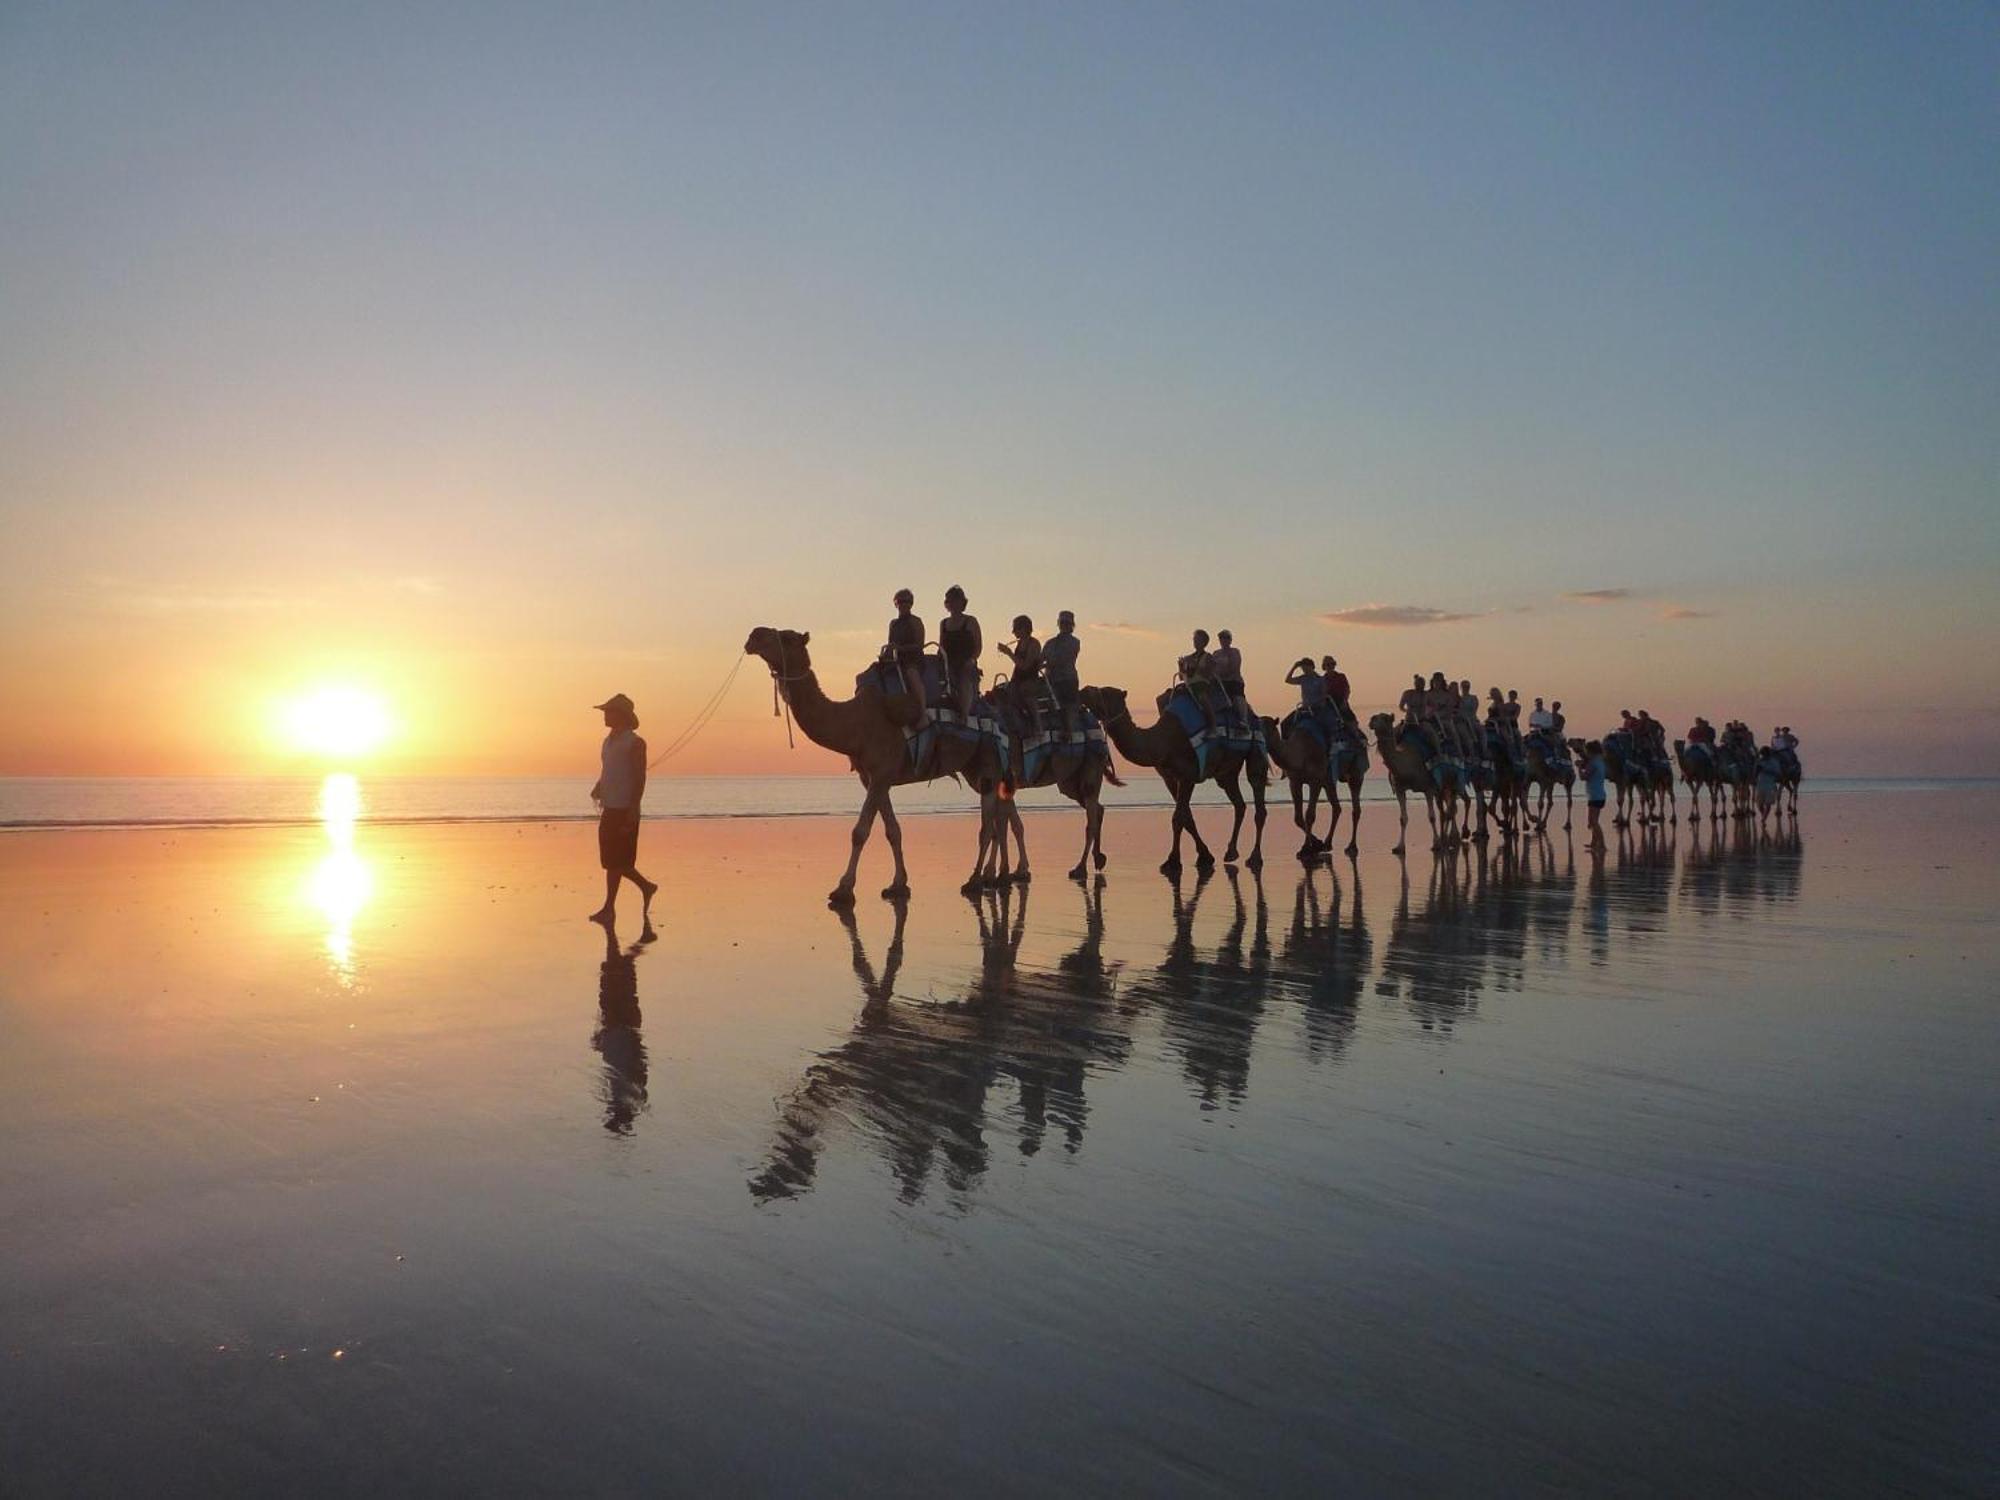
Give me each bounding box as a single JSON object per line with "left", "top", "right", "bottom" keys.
{"left": 593, "top": 693, "right": 635, "bottom": 714}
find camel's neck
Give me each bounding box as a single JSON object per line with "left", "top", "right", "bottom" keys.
{"left": 776, "top": 666, "right": 869, "bottom": 757}
{"left": 1102, "top": 706, "right": 1175, "bottom": 768}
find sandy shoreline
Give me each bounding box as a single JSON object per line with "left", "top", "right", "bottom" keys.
{"left": 2, "top": 793, "right": 1996, "bottom": 1495}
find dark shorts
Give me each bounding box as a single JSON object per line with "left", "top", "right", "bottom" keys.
{"left": 1588, "top": 798, "right": 1607, "bottom": 810}
{"left": 598, "top": 808, "right": 640, "bottom": 870}
{"left": 1222, "top": 678, "right": 1246, "bottom": 698}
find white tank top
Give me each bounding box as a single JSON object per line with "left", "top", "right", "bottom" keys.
{"left": 599, "top": 729, "right": 643, "bottom": 809}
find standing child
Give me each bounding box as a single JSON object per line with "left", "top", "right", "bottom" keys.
{"left": 1582, "top": 738, "right": 1609, "bottom": 849}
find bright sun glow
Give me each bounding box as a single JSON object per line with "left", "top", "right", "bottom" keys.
{"left": 284, "top": 687, "right": 393, "bottom": 758}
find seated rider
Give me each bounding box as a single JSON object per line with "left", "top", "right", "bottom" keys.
{"left": 1549, "top": 700, "right": 1567, "bottom": 739}
{"left": 887, "top": 588, "right": 926, "bottom": 704}
{"left": 1323, "top": 657, "right": 1353, "bottom": 723}
{"left": 1688, "top": 716, "right": 1716, "bottom": 747}
{"left": 1397, "top": 674, "right": 1434, "bottom": 759}
{"left": 1179, "top": 630, "right": 1221, "bottom": 734}
{"left": 938, "top": 584, "right": 982, "bottom": 721}
{"left": 1456, "top": 678, "right": 1483, "bottom": 762}
{"left": 1528, "top": 696, "right": 1554, "bottom": 734}
{"left": 1287, "top": 657, "right": 1328, "bottom": 734}
{"left": 1212, "top": 629, "right": 1247, "bottom": 732}
{"left": 997, "top": 615, "right": 1045, "bottom": 726}
{"left": 1427, "top": 672, "right": 1463, "bottom": 759}
{"left": 1043, "top": 611, "right": 1082, "bottom": 733}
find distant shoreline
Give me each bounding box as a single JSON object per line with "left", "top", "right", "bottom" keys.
{"left": 1, "top": 778, "right": 1987, "bottom": 833}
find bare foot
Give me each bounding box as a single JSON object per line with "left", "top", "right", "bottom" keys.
{"left": 588, "top": 908, "right": 615, "bottom": 925}
{"left": 638, "top": 878, "right": 659, "bottom": 915}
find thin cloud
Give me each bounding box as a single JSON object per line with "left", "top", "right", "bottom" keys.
{"left": 1092, "top": 621, "right": 1162, "bottom": 638}
{"left": 1561, "top": 588, "right": 1635, "bottom": 604}
{"left": 123, "top": 591, "right": 298, "bottom": 613}
{"left": 1661, "top": 606, "right": 1715, "bottom": 621}
{"left": 1318, "top": 604, "right": 1481, "bottom": 628}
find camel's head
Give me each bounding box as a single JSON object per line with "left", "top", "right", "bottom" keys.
{"left": 1079, "top": 685, "right": 1126, "bottom": 722}
{"left": 744, "top": 627, "right": 812, "bottom": 674}
{"left": 1566, "top": 737, "right": 1587, "bottom": 755}
{"left": 1368, "top": 711, "right": 1395, "bottom": 738}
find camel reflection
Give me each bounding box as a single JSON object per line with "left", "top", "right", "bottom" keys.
{"left": 591, "top": 920, "right": 652, "bottom": 1135}
{"left": 750, "top": 884, "right": 1134, "bottom": 1207}
{"left": 1133, "top": 868, "right": 1273, "bottom": 1110}
{"left": 1682, "top": 814, "right": 1803, "bottom": 919}
{"left": 752, "top": 825, "right": 1809, "bottom": 1206}
{"left": 1277, "top": 862, "right": 1371, "bottom": 1064}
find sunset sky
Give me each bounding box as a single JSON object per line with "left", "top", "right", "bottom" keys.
{"left": 3, "top": 2, "right": 1995, "bottom": 778}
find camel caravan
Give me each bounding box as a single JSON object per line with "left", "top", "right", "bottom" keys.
{"left": 745, "top": 591, "right": 1803, "bottom": 906}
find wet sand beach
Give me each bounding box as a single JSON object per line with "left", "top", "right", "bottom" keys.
{"left": 2, "top": 791, "right": 1996, "bottom": 1496}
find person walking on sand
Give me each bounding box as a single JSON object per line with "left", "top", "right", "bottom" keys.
{"left": 588, "top": 693, "right": 658, "bottom": 926}
{"left": 1582, "top": 738, "right": 1609, "bottom": 850}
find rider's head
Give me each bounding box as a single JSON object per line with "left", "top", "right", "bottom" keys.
{"left": 1217, "top": 629, "right": 1232, "bottom": 646}
{"left": 1192, "top": 629, "right": 1210, "bottom": 648}
{"left": 1322, "top": 656, "right": 1337, "bottom": 672}
{"left": 1057, "top": 610, "right": 1075, "bottom": 632}
{"left": 893, "top": 588, "right": 914, "bottom": 610}
{"left": 943, "top": 584, "right": 966, "bottom": 610}
{"left": 1012, "top": 614, "right": 1033, "bottom": 636}
{"left": 1430, "top": 671, "right": 1448, "bottom": 689}
{"left": 1535, "top": 697, "right": 1545, "bottom": 707}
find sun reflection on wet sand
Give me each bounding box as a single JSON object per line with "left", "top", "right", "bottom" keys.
{"left": 308, "top": 772, "right": 372, "bottom": 983}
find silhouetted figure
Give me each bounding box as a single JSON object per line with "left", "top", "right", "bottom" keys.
{"left": 588, "top": 693, "right": 658, "bottom": 926}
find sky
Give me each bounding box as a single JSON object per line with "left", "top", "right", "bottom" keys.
{"left": 2, "top": 1, "right": 1995, "bottom": 777}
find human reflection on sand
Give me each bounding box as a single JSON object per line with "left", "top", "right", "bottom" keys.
{"left": 756, "top": 817, "right": 1807, "bottom": 1207}
{"left": 306, "top": 773, "right": 373, "bottom": 984}
{"left": 592, "top": 919, "right": 654, "bottom": 1135}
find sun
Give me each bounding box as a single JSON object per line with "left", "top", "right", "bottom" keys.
{"left": 284, "top": 686, "right": 393, "bottom": 759}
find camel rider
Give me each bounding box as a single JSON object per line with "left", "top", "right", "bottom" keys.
{"left": 1774, "top": 726, "right": 1800, "bottom": 774}
{"left": 1529, "top": 697, "right": 1554, "bottom": 733}
{"left": 1504, "top": 689, "right": 1526, "bottom": 764}
{"left": 1212, "top": 630, "right": 1247, "bottom": 732}
{"left": 1459, "top": 678, "right": 1485, "bottom": 762}
{"left": 1398, "top": 674, "right": 1434, "bottom": 759}
{"left": 1180, "top": 630, "right": 1221, "bottom": 734}
{"left": 1286, "top": 658, "right": 1329, "bottom": 736}
{"left": 1425, "top": 672, "right": 1460, "bottom": 759}
{"left": 939, "top": 585, "right": 983, "bottom": 721}
{"left": 1688, "top": 717, "right": 1716, "bottom": 746}
{"left": 887, "top": 588, "right": 926, "bottom": 704}
{"left": 1323, "top": 657, "right": 1352, "bottom": 722}
{"left": 1638, "top": 710, "right": 1667, "bottom": 766}
{"left": 998, "top": 615, "right": 1045, "bottom": 726}
{"left": 1044, "top": 611, "right": 1082, "bottom": 733}
{"left": 1549, "top": 700, "right": 1567, "bottom": 738}
{"left": 1486, "top": 686, "right": 1520, "bottom": 769}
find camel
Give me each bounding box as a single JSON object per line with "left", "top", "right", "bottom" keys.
{"left": 1673, "top": 739, "right": 1727, "bottom": 822}
{"left": 745, "top": 627, "right": 1006, "bottom": 905}
{"left": 1523, "top": 736, "right": 1574, "bottom": 832}
{"left": 1475, "top": 725, "right": 1532, "bottom": 838}
{"left": 1262, "top": 712, "right": 1367, "bottom": 858}
{"left": 1367, "top": 713, "right": 1464, "bottom": 854}
{"left": 1080, "top": 685, "right": 1268, "bottom": 876}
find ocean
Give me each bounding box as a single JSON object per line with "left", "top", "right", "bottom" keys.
{"left": 0, "top": 773, "right": 1978, "bottom": 831}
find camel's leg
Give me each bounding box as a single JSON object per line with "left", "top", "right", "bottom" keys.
{"left": 1007, "top": 801, "right": 1029, "bottom": 881}
{"left": 966, "top": 795, "right": 994, "bottom": 892}
{"left": 1217, "top": 770, "right": 1247, "bottom": 863}
{"left": 1392, "top": 786, "right": 1409, "bottom": 856}
{"left": 1070, "top": 796, "right": 1092, "bottom": 881}
{"left": 1346, "top": 782, "right": 1361, "bottom": 854}
{"left": 1426, "top": 790, "right": 1442, "bottom": 850}
{"left": 1090, "top": 793, "right": 1107, "bottom": 870}
{"left": 1564, "top": 782, "right": 1573, "bottom": 831}
{"left": 1291, "top": 775, "right": 1311, "bottom": 856}
{"left": 1245, "top": 769, "right": 1268, "bottom": 870}
{"left": 834, "top": 784, "right": 887, "bottom": 905}
{"left": 879, "top": 796, "right": 911, "bottom": 899}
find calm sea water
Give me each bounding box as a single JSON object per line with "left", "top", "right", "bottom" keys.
{"left": 0, "top": 773, "right": 1981, "bottom": 829}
